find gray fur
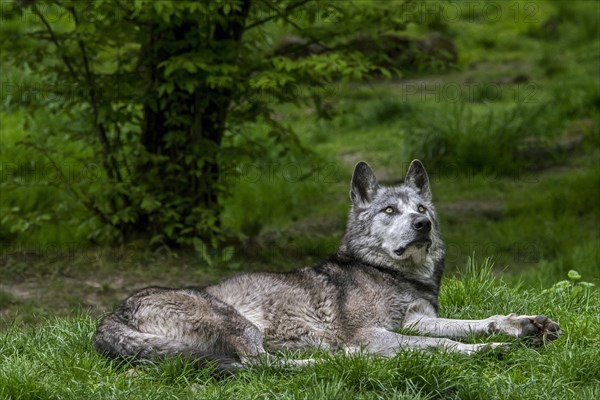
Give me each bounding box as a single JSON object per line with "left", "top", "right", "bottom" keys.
{"left": 95, "top": 160, "right": 561, "bottom": 372}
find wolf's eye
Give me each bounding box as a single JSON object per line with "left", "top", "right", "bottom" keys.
{"left": 418, "top": 205, "right": 426, "bottom": 213}
{"left": 384, "top": 206, "right": 395, "bottom": 214}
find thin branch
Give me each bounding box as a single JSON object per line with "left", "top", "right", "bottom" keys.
{"left": 260, "top": 0, "right": 304, "bottom": 32}
{"left": 257, "top": 0, "right": 334, "bottom": 55}
{"left": 31, "top": 4, "right": 77, "bottom": 79}
{"left": 16, "top": 140, "right": 113, "bottom": 227}
{"left": 113, "top": 120, "right": 133, "bottom": 180}
{"left": 245, "top": 0, "right": 313, "bottom": 30}
{"left": 67, "top": 5, "right": 123, "bottom": 186}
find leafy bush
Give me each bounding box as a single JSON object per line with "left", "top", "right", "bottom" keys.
{"left": 0, "top": 0, "right": 424, "bottom": 248}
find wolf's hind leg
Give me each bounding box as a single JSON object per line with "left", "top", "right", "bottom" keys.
{"left": 96, "top": 289, "right": 266, "bottom": 373}
{"left": 95, "top": 314, "right": 243, "bottom": 373}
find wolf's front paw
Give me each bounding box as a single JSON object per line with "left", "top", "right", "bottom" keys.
{"left": 518, "top": 315, "right": 562, "bottom": 345}
{"left": 492, "top": 314, "right": 562, "bottom": 344}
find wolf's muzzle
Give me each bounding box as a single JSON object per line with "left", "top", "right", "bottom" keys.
{"left": 394, "top": 238, "right": 432, "bottom": 256}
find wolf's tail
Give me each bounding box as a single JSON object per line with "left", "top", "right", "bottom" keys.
{"left": 94, "top": 314, "right": 241, "bottom": 375}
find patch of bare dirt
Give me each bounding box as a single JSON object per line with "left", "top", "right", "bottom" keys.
{"left": 0, "top": 250, "right": 225, "bottom": 328}
{"left": 0, "top": 283, "right": 34, "bottom": 300}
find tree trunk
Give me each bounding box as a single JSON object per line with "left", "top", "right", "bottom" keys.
{"left": 136, "top": 1, "right": 252, "bottom": 242}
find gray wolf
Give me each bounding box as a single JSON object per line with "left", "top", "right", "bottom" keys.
{"left": 95, "top": 160, "right": 561, "bottom": 373}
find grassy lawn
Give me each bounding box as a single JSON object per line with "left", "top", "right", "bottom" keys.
{"left": 1, "top": 0, "right": 599, "bottom": 399}
{"left": 1, "top": 261, "right": 598, "bottom": 400}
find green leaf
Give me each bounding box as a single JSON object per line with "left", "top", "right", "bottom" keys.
{"left": 140, "top": 196, "right": 161, "bottom": 212}
{"left": 193, "top": 238, "right": 213, "bottom": 267}
{"left": 158, "top": 82, "right": 175, "bottom": 96}
{"left": 183, "top": 60, "right": 197, "bottom": 73}
{"left": 183, "top": 80, "right": 196, "bottom": 94}
{"left": 568, "top": 270, "right": 582, "bottom": 281}
{"left": 221, "top": 245, "right": 234, "bottom": 262}
{"left": 553, "top": 280, "right": 571, "bottom": 290}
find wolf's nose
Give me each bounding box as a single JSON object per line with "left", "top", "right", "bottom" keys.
{"left": 412, "top": 217, "right": 431, "bottom": 232}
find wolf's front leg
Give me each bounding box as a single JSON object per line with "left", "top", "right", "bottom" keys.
{"left": 354, "top": 328, "right": 508, "bottom": 356}
{"left": 403, "top": 300, "right": 562, "bottom": 344}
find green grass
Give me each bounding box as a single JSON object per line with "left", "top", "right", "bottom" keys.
{"left": 435, "top": 156, "right": 600, "bottom": 285}
{"left": 1, "top": 260, "right": 598, "bottom": 400}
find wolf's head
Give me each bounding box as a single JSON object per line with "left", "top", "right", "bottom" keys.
{"left": 339, "top": 160, "right": 445, "bottom": 278}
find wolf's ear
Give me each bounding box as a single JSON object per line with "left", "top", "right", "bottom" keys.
{"left": 350, "top": 161, "right": 379, "bottom": 206}
{"left": 405, "top": 159, "right": 431, "bottom": 200}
